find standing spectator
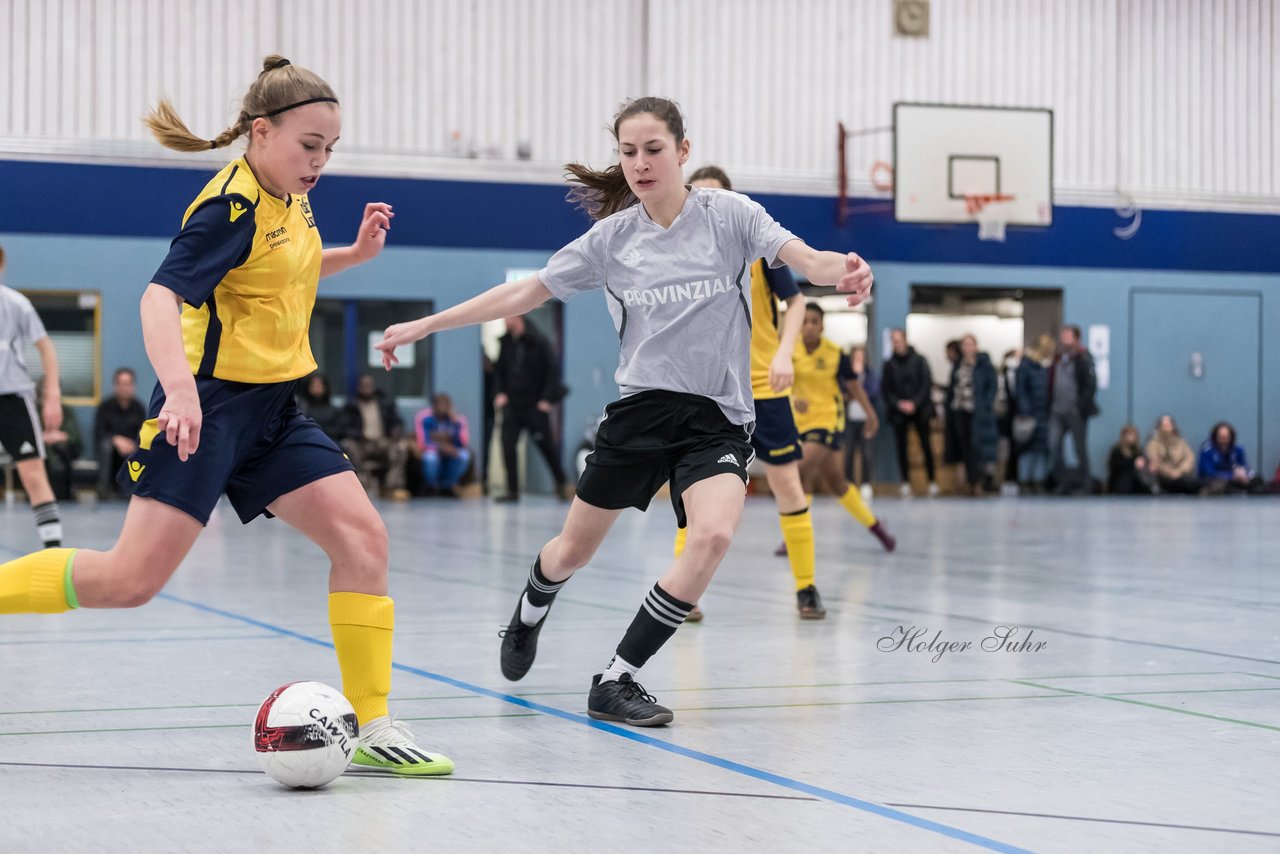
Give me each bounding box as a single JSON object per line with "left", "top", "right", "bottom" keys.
{"left": 843, "top": 345, "right": 878, "bottom": 495}
{"left": 1144, "top": 415, "right": 1199, "bottom": 494}
{"left": 493, "top": 314, "right": 568, "bottom": 502}
{"left": 944, "top": 334, "right": 998, "bottom": 495}
{"left": 1197, "top": 422, "right": 1267, "bottom": 495}
{"left": 38, "top": 384, "right": 82, "bottom": 501}
{"left": 415, "top": 393, "right": 471, "bottom": 497}
{"left": 93, "top": 367, "right": 147, "bottom": 499}
{"left": 881, "top": 328, "right": 938, "bottom": 497}
{"left": 0, "top": 247, "right": 67, "bottom": 548}
{"left": 1107, "top": 424, "right": 1152, "bottom": 494}
{"left": 340, "top": 373, "right": 410, "bottom": 500}
{"left": 296, "top": 372, "right": 342, "bottom": 441}
{"left": 996, "top": 348, "right": 1023, "bottom": 489}
{"left": 1048, "top": 324, "right": 1098, "bottom": 495}
{"left": 1014, "top": 334, "right": 1053, "bottom": 493}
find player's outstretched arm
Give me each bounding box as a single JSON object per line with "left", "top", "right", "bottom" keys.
{"left": 140, "top": 283, "right": 201, "bottom": 461}
{"left": 320, "top": 203, "right": 394, "bottom": 278}
{"left": 376, "top": 274, "right": 553, "bottom": 369}
{"left": 777, "top": 242, "right": 874, "bottom": 307}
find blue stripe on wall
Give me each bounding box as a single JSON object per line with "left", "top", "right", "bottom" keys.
{"left": 3, "top": 159, "right": 1278, "bottom": 273}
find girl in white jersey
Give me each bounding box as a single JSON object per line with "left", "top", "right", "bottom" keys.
{"left": 378, "top": 97, "right": 872, "bottom": 726}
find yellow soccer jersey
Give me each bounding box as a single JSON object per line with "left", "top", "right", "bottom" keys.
{"left": 791, "top": 337, "right": 854, "bottom": 433}
{"left": 749, "top": 259, "right": 801, "bottom": 400}
{"left": 151, "top": 157, "right": 322, "bottom": 383}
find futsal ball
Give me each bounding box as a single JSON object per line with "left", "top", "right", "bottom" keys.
{"left": 253, "top": 681, "right": 359, "bottom": 789}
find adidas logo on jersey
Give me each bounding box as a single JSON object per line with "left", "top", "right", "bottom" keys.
{"left": 717, "top": 453, "right": 738, "bottom": 466}
{"left": 18, "top": 441, "right": 34, "bottom": 455}
{"left": 620, "top": 248, "right": 644, "bottom": 268}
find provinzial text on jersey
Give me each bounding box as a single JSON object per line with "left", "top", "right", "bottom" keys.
{"left": 621, "top": 276, "right": 737, "bottom": 308}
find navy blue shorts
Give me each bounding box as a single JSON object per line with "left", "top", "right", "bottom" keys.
{"left": 799, "top": 427, "right": 845, "bottom": 450}
{"left": 750, "top": 396, "right": 802, "bottom": 465}
{"left": 119, "top": 377, "right": 354, "bottom": 525}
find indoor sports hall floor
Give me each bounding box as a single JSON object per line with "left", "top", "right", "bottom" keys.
{"left": 1, "top": 495, "right": 1276, "bottom": 853}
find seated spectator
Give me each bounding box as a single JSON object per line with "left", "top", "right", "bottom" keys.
{"left": 340, "top": 373, "right": 410, "bottom": 499}
{"left": 415, "top": 393, "right": 472, "bottom": 497}
{"left": 1144, "top": 415, "right": 1199, "bottom": 494}
{"left": 297, "top": 372, "right": 341, "bottom": 441}
{"left": 1107, "top": 424, "right": 1151, "bottom": 494}
{"left": 37, "top": 384, "right": 82, "bottom": 501}
{"left": 93, "top": 367, "right": 146, "bottom": 499}
{"left": 1198, "top": 421, "right": 1267, "bottom": 495}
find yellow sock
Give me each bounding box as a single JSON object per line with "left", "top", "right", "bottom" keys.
{"left": 329, "top": 592, "right": 394, "bottom": 725}
{"left": 0, "top": 548, "right": 78, "bottom": 614}
{"left": 839, "top": 485, "right": 877, "bottom": 528}
{"left": 673, "top": 526, "right": 688, "bottom": 558}
{"left": 779, "top": 510, "right": 816, "bottom": 590}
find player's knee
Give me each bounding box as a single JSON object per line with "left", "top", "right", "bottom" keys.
{"left": 342, "top": 514, "right": 388, "bottom": 572}
{"left": 687, "top": 523, "right": 733, "bottom": 561}
{"left": 555, "top": 537, "right": 596, "bottom": 572}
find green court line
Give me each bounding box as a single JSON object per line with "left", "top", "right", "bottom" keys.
{"left": 1010, "top": 681, "right": 1280, "bottom": 733}
{"left": 0, "top": 710, "right": 539, "bottom": 737}
{"left": 1242, "top": 672, "right": 1280, "bottom": 682}
{"left": 0, "top": 694, "right": 481, "bottom": 717}
{"left": 1104, "top": 686, "right": 1280, "bottom": 698}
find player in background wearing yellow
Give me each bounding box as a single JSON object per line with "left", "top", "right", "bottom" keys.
{"left": 674, "top": 166, "right": 825, "bottom": 621}
{"left": 0, "top": 56, "right": 453, "bottom": 776}
{"left": 792, "top": 303, "right": 896, "bottom": 552}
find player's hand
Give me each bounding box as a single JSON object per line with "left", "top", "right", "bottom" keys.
{"left": 836, "top": 252, "right": 873, "bottom": 307}
{"left": 41, "top": 394, "right": 62, "bottom": 433}
{"left": 375, "top": 317, "right": 429, "bottom": 370}
{"left": 351, "top": 202, "right": 394, "bottom": 263}
{"left": 768, "top": 352, "right": 794, "bottom": 393}
{"left": 793, "top": 398, "right": 809, "bottom": 414}
{"left": 157, "top": 387, "right": 202, "bottom": 462}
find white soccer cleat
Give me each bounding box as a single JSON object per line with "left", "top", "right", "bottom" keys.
{"left": 351, "top": 716, "right": 454, "bottom": 776}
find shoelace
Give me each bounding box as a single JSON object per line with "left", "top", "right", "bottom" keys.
{"left": 619, "top": 678, "right": 658, "bottom": 704}
{"left": 498, "top": 621, "right": 533, "bottom": 644}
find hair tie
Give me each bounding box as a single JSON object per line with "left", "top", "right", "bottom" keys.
{"left": 260, "top": 59, "right": 292, "bottom": 76}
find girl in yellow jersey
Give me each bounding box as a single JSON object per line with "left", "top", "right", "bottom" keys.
{"left": 792, "top": 303, "right": 896, "bottom": 552}
{"left": 0, "top": 56, "right": 452, "bottom": 776}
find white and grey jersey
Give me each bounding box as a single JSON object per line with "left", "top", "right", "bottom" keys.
{"left": 0, "top": 285, "right": 48, "bottom": 395}
{"left": 539, "top": 187, "right": 797, "bottom": 425}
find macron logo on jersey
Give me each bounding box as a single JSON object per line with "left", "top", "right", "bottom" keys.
{"left": 229, "top": 200, "right": 248, "bottom": 223}
{"left": 622, "top": 275, "right": 736, "bottom": 308}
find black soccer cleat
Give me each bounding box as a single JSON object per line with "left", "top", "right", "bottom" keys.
{"left": 499, "top": 599, "right": 549, "bottom": 681}
{"left": 796, "top": 584, "right": 827, "bottom": 620}
{"left": 587, "top": 673, "right": 673, "bottom": 727}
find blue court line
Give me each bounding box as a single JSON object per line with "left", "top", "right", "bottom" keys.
{"left": 153, "top": 592, "right": 1034, "bottom": 854}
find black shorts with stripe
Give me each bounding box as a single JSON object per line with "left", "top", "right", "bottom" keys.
{"left": 576, "top": 390, "right": 753, "bottom": 528}
{"left": 120, "top": 377, "right": 354, "bottom": 525}
{"left": 749, "top": 395, "right": 802, "bottom": 465}
{"left": 799, "top": 426, "right": 845, "bottom": 450}
{"left": 0, "top": 391, "right": 45, "bottom": 461}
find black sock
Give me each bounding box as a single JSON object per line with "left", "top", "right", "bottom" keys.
{"left": 32, "top": 501, "right": 62, "bottom": 548}
{"left": 613, "top": 582, "right": 694, "bottom": 672}
{"left": 523, "top": 554, "right": 564, "bottom": 608}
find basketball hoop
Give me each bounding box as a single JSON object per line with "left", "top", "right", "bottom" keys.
{"left": 966, "top": 193, "right": 1015, "bottom": 242}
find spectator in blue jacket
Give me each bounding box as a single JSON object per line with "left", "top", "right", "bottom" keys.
{"left": 1014, "top": 334, "right": 1054, "bottom": 494}
{"left": 415, "top": 393, "right": 472, "bottom": 497}
{"left": 1198, "top": 422, "right": 1266, "bottom": 495}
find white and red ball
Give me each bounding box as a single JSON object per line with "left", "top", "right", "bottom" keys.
{"left": 253, "top": 681, "right": 359, "bottom": 789}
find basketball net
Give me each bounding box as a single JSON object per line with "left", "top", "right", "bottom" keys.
{"left": 966, "top": 194, "right": 1015, "bottom": 242}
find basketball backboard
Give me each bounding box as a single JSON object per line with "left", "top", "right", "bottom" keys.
{"left": 893, "top": 103, "right": 1053, "bottom": 227}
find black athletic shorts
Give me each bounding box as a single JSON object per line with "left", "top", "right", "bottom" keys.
{"left": 0, "top": 391, "right": 45, "bottom": 461}
{"left": 799, "top": 426, "right": 845, "bottom": 450}
{"left": 750, "top": 396, "right": 802, "bottom": 465}
{"left": 576, "top": 390, "right": 754, "bottom": 528}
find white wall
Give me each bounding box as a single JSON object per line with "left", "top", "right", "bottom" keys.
{"left": 3, "top": 0, "right": 1276, "bottom": 212}
{"left": 905, "top": 314, "right": 1024, "bottom": 383}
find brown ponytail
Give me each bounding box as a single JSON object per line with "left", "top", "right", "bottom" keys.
{"left": 565, "top": 96, "right": 687, "bottom": 221}
{"left": 144, "top": 54, "right": 338, "bottom": 153}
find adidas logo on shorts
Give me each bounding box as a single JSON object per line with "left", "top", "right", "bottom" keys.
{"left": 717, "top": 453, "right": 738, "bottom": 466}
{"left": 18, "top": 441, "right": 34, "bottom": 455}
